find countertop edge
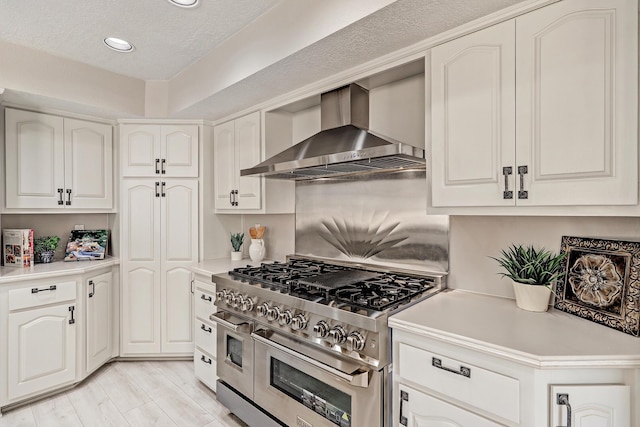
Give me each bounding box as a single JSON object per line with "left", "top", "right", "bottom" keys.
{"left": 0, "top": 258, "right": 120, "bottom": 284}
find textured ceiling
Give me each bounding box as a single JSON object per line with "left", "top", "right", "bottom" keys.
{"left": 0, "top": 0, "right": 527, "bottom": 120}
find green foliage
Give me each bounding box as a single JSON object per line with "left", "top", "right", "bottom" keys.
{"left": 490, "top": 244, "right": 567, "bottom": 287}
{"left": 230, "top": 232, "right": 244, "bottom": 252}
{"left": 34, "top": 235, "right": 61, "bottom": 253}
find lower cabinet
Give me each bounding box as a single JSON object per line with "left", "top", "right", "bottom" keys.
{"left": 549, "top": 384, "right": 630, "bottom": 427}
{"left": 7, "top": 280, "right": 78, "bottom": 401}
{"left": 193, "top": 277, "right": 217, "bottom": 391}
{"left": 86, "top": 270, "right": 113, "bottom": 374}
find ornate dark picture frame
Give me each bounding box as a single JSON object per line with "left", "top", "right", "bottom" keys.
{"left": 555, "top": 236, "right": 640, "bottom": 337}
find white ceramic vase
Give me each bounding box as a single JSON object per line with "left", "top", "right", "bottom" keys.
{"left": 512, "top": 280, "right": 552, "bottom": 312}
{"left": 249, "top": 239, "right": 266, "bottom": 262}
{"left": 231, "top": 251, "right": 243, "bottom": 261}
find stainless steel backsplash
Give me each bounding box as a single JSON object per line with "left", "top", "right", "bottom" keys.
{"left": 295, "top": 170, "right": 449, "bottom": 273}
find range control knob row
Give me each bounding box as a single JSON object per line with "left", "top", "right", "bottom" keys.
{"left": 278, "top": 310, "right": 293, "bottom": 326}
{"left": 328, "top": 325, "right": 347, "bottom": 345}
{"left": 290, "top": 313, "right": 308, "bottom": 331}
{"left": 266, "top": 306, "right": 282, "bottom": 322}
{"left": 216, "top": 289, "right": 229, "bottom": 302}
{"left": 224, "top": 292, "right": 235, "bottom": 306}
{"left": 241, "top": 297, "right": 255, "bottom": 312}
{"left": 313, "top": 321, "right": 330, "bottom": 338}
{"left": 346, "top": 331, "right": 366, "bottom": 352}
{"left": 256, "top": 302, "right": 270, "bottom": 317}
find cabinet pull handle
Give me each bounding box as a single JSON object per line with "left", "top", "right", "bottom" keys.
{"left": 502, "top": 166, "right": 513, "bottom": 199}
{"left": 161, "top": 182, "right": 166, "bottom": 197}
{"left": 201, "top": 324, "right": 212, "bottom": 333}
{"left": 229, "top": 191, "right": 233, "bottom": 206}
{"left": 66, "top": 189, "right": 72, "bottom": 205}
{"left": 200, "top": 355, "right": 212, "bottom": 364}
{"left": 155, "top": 159, "right": 160, "bottom": 174}
{"left": 89, "top": 280, "right": 95, "bottom": 298}
{"left": 31, "top": 285, "right": 57, "bottom": 294}
{"left": 556, "top": 393, "right": 572, "bottom": 427}
{"left": 399, "top": 390, "right": 408, "bottom": 426}
{"left": 69, "top": 305, "right": 75, "bottom": 325}
{"left": 58, "top": 188, "right": 64, "bottom": 205}
{"left": 200, "top": 294, "right": 213, "bottom": 302}
{"left": 155, "top": 182, "right": 160, "bottom": 198}
{"left": 161, "top": 158, "right": 166, "bottom": 174}
{"left": 233, "top": 189, "right": 239, "bottom": 206}
{"left": 432, "top": 357, "right": 471, "bottom": 378}
{"left": 517, "top": 165, "right": 528, "bottom": 199}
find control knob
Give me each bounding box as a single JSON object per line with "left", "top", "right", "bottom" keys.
{"left": 266, "top": 306, "right": 281, "bottom": 322}
{"left": 278, "top": 310, "right": 293, "bottom": 326}
{"left": 313, "top": 321, "right": 330, "bottom": 338}
{"left": 328, "top": 325, "right": 347, "bottom": 345}
{"left": 231, "top": 294, "right": 242, "bottom": 309}
{"left": 345, "top": 331, "right": 366, "bottom": 352}
{"left": 290, "top": 314, "right": 308, "bottom": 331}
{"left": 216, "top": 289, "right": 229, "bottom": 302}
{"left": 224, "top": 291, "right": 236, "bottom": 306}
{"left": 241, "top": 297, "right": 255, "bottom": 312}
{"left": 256, "top": 302, "right": 270, "bottom": 317}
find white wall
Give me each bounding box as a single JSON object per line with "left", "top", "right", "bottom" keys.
{"left": 449, "top": 216, "right": 640, "bottom": 298}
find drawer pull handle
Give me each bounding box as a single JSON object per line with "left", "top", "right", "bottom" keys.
{"left": 200, "top": 355, "right": 212, "bottom": 364}
{"left": 200, "top": 294, "right": 213, "bottom": 302}
{"left": 399, "top": 390, "right": 408, "bottom": 426}
{"left": 201, "top": 324, "right": 212, "bottom": 333}
{"left": 155, "top": 158, "right": 160, "bottom": 174}
{"left": 57, "top": 188, "right": 64, "bottom": 205}
{"left": 556, "top": 393, "right": 572, "bottom": 427}
{"left": 69, "top": 305, "right": 75, "bottom": 325}
{"left": 66, "top": 189, "right": 72, "bottom": 205}
{"left": 89, "top": 280, "right": 95, "bottom": 298}
{"left": 518, "top": 165, "right": 528, "bottom": 199}
{"left": 161, "top": 158, "right": 166, "bottom": 174}
{"left": 432, "top": 357, "right": 471, "bottom": 378}
{"left": 502, "top": 166, "right": 513, "bottom": 199}
{"left": 31, "top": 285, "right": 57, "bottom": 294}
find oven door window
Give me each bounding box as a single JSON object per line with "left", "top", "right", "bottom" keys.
{"left": 226, "top": 334, "right": 243, "bottom": 368}
{"left": 271, "top": 358, "right": 351, "bottom": 426}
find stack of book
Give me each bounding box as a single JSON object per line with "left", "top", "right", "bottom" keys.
{"left": 3, "top": 229, "right": 34, "bottom": 267}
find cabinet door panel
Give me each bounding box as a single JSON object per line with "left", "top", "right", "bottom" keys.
{"left": 64, "top": 118, "right": 113, "bottom": 209}
{"left": 8, "top": 304, "right": 76, "bottom": 400}
{"left": 161, "top": 125, "right": 198, "bottom": 177}
{"left": 162, "top": 267, "right": 194, "bottom": 352}
{"left": 121, "top": 125, "right": 161, "bottom": 177}
{"left": 516, "top": 0, "right": 637, "bottom": 205}
{"left": 213, "top": 120, "right": 236, "bottom": 209}
{"left": 430, "top": 20, "right": 515, "bottom": 207}
{"left": 5, "top": 109, "right": 65, "bottom": 208}
{"left": 235, "top": 112, "right": 262, "bottom": 210}
{"left": 550, "top": 385, "right": 630, "bottom": 427}
{"left": 86, "top": 271, "right": 113, "bottom": 374}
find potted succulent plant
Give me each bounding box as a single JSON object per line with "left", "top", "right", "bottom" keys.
{"left": 34, "top": 235, "right": 61, "bottom": 263}
{"left": 230, "top": 232, "right": 244, "bottom": 261}
{"left": 491, "top": 244, "right": 567, "bottom": 312}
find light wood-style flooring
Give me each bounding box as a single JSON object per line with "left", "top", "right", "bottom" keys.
{"left": 0, "top": 361, "right": 247, "bottom": 427}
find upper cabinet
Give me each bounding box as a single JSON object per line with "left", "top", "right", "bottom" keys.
{"left": 5, "top": 108, "right": 113, "bottom": 210}
{"left": 120, "top": 124, "right": 199, "bottom": 178}
{"left": 429, "top": 0, "right": 638, "bottom": 209}
{"left": 213, "top": 112, "right": 263, "bottom": 211}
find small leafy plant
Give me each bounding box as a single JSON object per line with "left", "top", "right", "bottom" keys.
{"left": 34, "top": 236, "right": 61, "bottom": 253}
{"left": 230, "top": 232, "right": 244, "bottom": 252}
{"left": 491, "top": 244, "right": 566, "bottom": 290}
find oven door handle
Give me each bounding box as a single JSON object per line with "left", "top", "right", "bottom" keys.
{"left": 209, "top": 312, "right": 252, "bottom": 333}
{"left": 252, "top": 329, "right": 370, "bottom": 388}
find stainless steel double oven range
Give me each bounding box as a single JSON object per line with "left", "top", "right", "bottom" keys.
{"left": 209, "top": 256, "right": 445, "bottom": 427}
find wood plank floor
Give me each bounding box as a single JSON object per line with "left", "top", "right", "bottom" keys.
{"left": 0, "top": 361, "right": 248, "bottom": 427}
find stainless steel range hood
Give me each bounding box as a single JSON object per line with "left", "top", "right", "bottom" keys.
{"left": 240, "top": 83, "right": 425, "bottom": 180}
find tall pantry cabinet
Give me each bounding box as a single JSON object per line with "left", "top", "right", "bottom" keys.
{"left": 119, "top": 124, "right": 199, "bottom": 356}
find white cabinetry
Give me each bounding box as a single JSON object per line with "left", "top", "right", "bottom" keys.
{"left": 85, "top": 270, "right": 113, "bottom": 374}
{"left": 121, "top": 179, "right": 197, "bottom": 355}
{"left": 120, "top": 124, "right": 198, "bottom": 177}
{"left": 5, "top": 108, "right": 113, "bottom": 210}
{"left": 7, "top": 280, "right": 78, "bottom": 401}
{"left": 430, "top": 0, "right": 637, "bottom": 209}
{"left": 193, "top": 278, "right": 217, "bottom": 391}
{"left": 213, "top": 112, "right": 262, "bottom": 211}
{"left": 550, "top": 385, "right": 630, "bottom": 427}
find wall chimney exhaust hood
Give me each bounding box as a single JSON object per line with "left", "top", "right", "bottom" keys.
{"left": 240, "top": 83, "right": 425, "bottom": 180}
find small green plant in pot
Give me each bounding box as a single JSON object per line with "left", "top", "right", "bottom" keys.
{"left": 491, "top": 244, "right": 566, "bottom": 312}
{"left": 230, "top": 232, "right": 244, "bottom": 261}
{"left": 34, "top": 235, "right": 61, "bottom": 263}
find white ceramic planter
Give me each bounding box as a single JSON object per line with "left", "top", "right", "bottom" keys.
{"left": 512, "top": 280, "right": 552, "bottom": 312}
{"left": 231, "top": 251, "right": 243, "bottom": 261}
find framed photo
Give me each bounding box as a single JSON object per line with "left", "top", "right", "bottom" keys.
{"left": 64, "top": 230, "right": 109, "bottom": 261}
{"left": 555, "top": 236, "right": 640, "bottom": 337}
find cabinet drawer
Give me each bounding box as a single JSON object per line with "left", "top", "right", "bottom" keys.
{"left": 194, "top": 348, "right": 217, "bottom": 392}
{"left": 195, "top": 287, "right": 216, "bottom": 321}
{"left": 9, "top": 281, "right": 77, "bottom": 311}
{"left": 398, "top": 343, "right": 519, "bottom": 423}
{"left": 195, "top": 319, "right": 217, "bottom": 357}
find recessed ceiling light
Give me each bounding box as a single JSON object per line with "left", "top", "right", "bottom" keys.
{"left": 168, "top": 0, "right": 200, "bottom": 8}
{"left": 103, "top": 37, "right": 134, "bottom": 52}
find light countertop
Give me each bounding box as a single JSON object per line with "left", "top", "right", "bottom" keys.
{"left": 191, "top": 258, "right": 275, "bottom": 277}
{"left": 0, "top": 257, "right": 119, "bottom": 284}
{"left": 389, "top": 289, "right": 640, "bottom": 369}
